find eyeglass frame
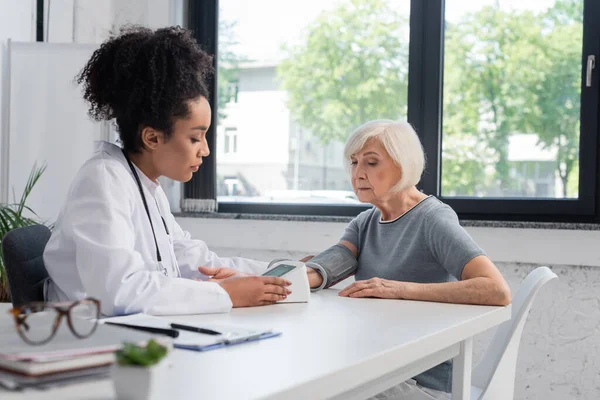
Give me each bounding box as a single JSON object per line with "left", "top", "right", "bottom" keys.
{"left": 8, "top": 298, "right": 101, "bottom": 346}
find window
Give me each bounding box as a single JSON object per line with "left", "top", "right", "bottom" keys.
{"left": 185, "top": 0, "right": 600, "bottom": 221}
{"left": 410, "top": 0, "right": 599, "bottom": 220}
{"left": 213, "top": 0, "right": 411, "bottom": 211}
{"left": 442, "top": 0, "right": 583, "bottom": 200}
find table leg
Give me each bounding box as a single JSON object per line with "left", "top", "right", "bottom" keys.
{"left": 452, "top": 338, "right": 473, "bottom": 400}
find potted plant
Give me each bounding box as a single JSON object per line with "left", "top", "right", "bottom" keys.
{"left": 112, "top": 339, "right": 170, "bottom": 400}
{"left": 0, "top": 164, "right": 47, "bottom": 302}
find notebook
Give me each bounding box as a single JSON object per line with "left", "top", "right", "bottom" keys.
{"left": 0, "top": 365, "right": 110, "bottom": 391}
{"left": 100, "top": 313, "right": 281, "bottom": 351}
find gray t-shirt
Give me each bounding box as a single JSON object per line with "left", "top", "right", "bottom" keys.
{"left": 340, "top": 196, "right": 485, "bottom": 393}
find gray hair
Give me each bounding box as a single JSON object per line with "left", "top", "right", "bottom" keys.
{"left": 344, "top": 120, "right": 425, "bottom": 192}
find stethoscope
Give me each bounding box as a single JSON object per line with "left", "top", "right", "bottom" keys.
{"left": 122, "top": 149, "right": 179, "bottom": 277}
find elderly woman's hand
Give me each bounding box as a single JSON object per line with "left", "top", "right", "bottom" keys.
{"left": 338, "top": 277, "right": 408, "bottom": 299}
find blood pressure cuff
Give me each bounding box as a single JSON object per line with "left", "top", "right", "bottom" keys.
{"left": 306, "top": 243, "right": 358, "bottom": 291}
{"left": 267, "top": 244, "right": 357, "bottom": 292}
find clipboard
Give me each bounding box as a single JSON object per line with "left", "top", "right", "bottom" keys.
{"left": 100, "top": 314, "right": 281, "bottom": 352}
{"left": 175, "top": 331, "right": 282, "bottom": 352}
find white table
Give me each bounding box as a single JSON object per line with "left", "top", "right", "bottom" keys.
{"left": 1, "top": 290, "right": 510, "bottom": 400}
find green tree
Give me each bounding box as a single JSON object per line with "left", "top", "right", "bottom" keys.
{"left": 277, "top": 0, "right": 408, "bottom": 145}
{"left": 529, "top": 0, "right": 582, "bottom": 198}
{"left": 443, "top": 6, "right": 547, "bottom": 194}
{"left": 544, "top": 0, "right": 582, "bottom": 24}
{"left": 443, "top": 1, "right": 583, "bottom": 198}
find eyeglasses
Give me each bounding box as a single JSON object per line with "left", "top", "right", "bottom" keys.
{"left": 8, "top": 298, "right": 101, "bottom": 345}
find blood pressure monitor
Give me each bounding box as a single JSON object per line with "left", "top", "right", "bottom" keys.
{"left": 262, "top": 260, "right": 310, "bottom": 303}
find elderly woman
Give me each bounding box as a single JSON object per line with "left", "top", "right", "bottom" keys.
{"left": 304, "top": 119, "right": 511, "bottom": 400}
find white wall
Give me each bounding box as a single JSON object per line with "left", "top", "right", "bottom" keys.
{"left": 49, "top": 0, "right": 182, "bottom": 44}
{"left": 0, "top": 0, "right": 36, "bottom": 202}
{"left": 1, "top": 0, "right": 183, "bottom": 215}
{"left": 7, "top": 42, "right": 104, "bottom": 222}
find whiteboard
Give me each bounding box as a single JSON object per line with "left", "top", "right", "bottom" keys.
{"left": 6, "top": 41, "right": 108, "bottom": 223}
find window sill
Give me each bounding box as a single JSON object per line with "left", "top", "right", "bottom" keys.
{"left": 173, "top": 212, "right": 600, "bottom": 230}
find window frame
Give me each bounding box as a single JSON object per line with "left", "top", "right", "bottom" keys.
{"left": 185, "top": 0, "right": 600, "bottom": 222}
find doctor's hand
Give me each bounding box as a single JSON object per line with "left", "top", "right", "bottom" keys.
{"left": 198, "top": 266, "right": 249, "bottom": 282}
{"left": 219, "top": 276, "right": 292, "bottom": 307}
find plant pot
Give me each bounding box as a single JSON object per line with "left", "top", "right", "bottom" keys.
{"left": 111, "top": 359, "right": 168, "bottom": 400}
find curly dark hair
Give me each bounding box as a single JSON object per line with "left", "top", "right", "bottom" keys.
{"left": 76, "top": 25, "right": 214, "bottom": 153}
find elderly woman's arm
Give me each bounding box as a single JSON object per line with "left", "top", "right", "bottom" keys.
{"left": 306, "top": 241, "right": 358, "bottom": 288}
{"left": 338, "top": 255, "right": 511, "bottom": 306}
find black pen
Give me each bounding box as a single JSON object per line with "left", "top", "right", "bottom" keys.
{"left": 170, "top": 323, "right": 221, "bottom": 336}
{"left": 105, "top": 322, "right": 180, "bottom": 338}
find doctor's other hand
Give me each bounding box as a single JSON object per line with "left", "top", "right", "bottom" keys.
{"left": 198, "top": 266, "right": 249, "bottom": 282}
{"left": 219, "top": 276, "right": 292, "bottom": 307}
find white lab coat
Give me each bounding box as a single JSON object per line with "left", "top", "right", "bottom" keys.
{"left": 43, "top": 141, "right": 268, "bottom": 316}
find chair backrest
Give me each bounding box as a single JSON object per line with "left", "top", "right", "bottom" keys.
{"left": 471, "top": 266, "right": 558, "bottom": 400}
{"left": 1, "top": 224, "right": 52, "bottom": 307}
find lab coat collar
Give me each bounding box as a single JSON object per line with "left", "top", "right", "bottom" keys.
{"left": 94, "top": 141, "right": 161, "bottom": 196}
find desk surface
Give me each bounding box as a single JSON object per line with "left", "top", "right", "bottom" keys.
{"left": 1, "top": 290, "right": 510, "bottom": 400}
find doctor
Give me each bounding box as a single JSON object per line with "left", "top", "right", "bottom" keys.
{"left": 43, "top": 26, "right": 291, "bottom": 316}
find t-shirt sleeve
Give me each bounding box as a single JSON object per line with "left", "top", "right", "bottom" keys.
{"left": 339, "top": 209, "right": 371, "bottom": 250}
{"left": 424, "top": 206, "right": 486, "bottom": 280}
{"left": 340, "top": 218, "right": 359, "bottom": 248}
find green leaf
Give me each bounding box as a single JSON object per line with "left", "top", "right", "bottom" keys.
{"left": 115, "top": 340, "right": 168, "bottom": 367}
{"left": 0, "top": 209, "right": 14, "bottom": 234}
{"left": 0, "top": 163, "right": 48, "bottom": 302}
{"left": 16, "top": 163, "right": 46, "bottom": 217}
